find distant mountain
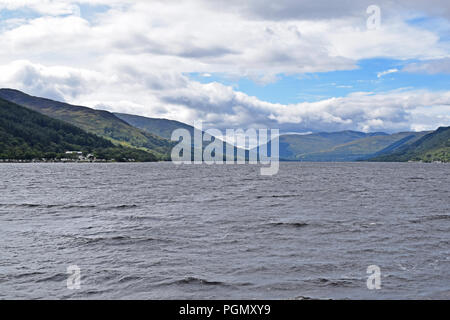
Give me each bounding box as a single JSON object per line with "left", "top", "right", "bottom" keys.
{"left": 0, "top": 98, "right": 158, "bottom": 161}
{"left": 256, "top": 130, "right": 428, "bottom": 161}
{"left": 368, "top": 126, "right": 450, "bottom": 162}
{"left": 278, "top": 131, "right": 386, "bottom": 160}
{"left": 296, "top": 132, "right": 428, "bottom": 161}
{"left": 0, "top": 89, "right": 173, "bottom": 159}
{"left": 115, "top": 113, "right": 435, "bottom": 162}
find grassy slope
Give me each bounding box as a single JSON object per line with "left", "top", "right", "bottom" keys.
{"left": 299, "top": 132, "right": 428, "bottom": 161}
{"left": 115, "top": 113, "right": 194, "bottom": 140}
{"left": 0, "top": 98, "right": 158, "bottom": 161}
{"left": 369, "top": 126, "right": 450, "bottom": 162}
{"left": 280, "top": 131, "right": 378, "bottom": 158}
{"left": 278, "top": 131, "right": 389, "bottom": 160}
{"left": 0, "top": 89, "right": 173, "bottom": 159}
{"left": 275, "top": 131, "right": 429, "bottom": 161}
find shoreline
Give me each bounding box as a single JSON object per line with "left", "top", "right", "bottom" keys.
{"left": 0, "top": 160, "right": 447, "bottom": 164}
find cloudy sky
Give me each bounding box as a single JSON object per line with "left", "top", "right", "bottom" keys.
{"left": 0, "top": 0, "right": 449, "bottom": 133}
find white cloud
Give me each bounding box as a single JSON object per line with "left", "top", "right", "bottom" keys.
{"left": 0, "top": 1, "right": 448, "bottom": 75}
{"left": 1, "top": 60, "right": 449, "bottom": 134}
{"left": 0, "top": 0, "right": 128, "bottom": 16}
{"left": 0, "top": 0, "right": 79, "bottom": 16}
{"left": 0, "top": 60, "right": 106, "bottom": 101}
{"left": 377, "top": 68, "right": 399, "bottom": 78}
{"left": 403, "top": 58, "right": 450, "bottom": 74}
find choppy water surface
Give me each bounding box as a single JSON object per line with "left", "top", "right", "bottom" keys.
{"left": 0, "top": 162, "right": 449, "bottom": 300}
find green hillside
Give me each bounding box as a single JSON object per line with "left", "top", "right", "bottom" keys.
{"left": 269, "top": 130, "right": 429, "bottom": 161}
{"left": 369, "top": 126, "right": 450, "bottom": 162}
{"left": 279, "top": 131, "right": 388, "bottom": 160}
{"left": 0, "top": 89, "right": 173, "bottom": 159}
{"left": 115, "top": 113, "right": 195, "bottom": 139}
{"left": 0, "top": 98, "right": 158, "bottom": 161}
{"left": 297, "top": 132, "right": 428, "bottom": 161}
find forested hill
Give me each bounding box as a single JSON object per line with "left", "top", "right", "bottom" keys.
{"left": 368, "top": 126, "right": 450, "bottom": 162}
{"left": 0, "top": 98, "right": 158, "bottom": 161}
{"left": 0, "top": 88, "right": 173, "bottom": 158}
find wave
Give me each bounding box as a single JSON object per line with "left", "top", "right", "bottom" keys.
{"left": 163, "top": 276, "right": 228, "bottom": 287}
{"left": 0, "top": 203, "right": 139, "bottom": 210}
{"left": 268, "top": 222, "right": 309, "bottom": 228}
{"left": 116, "top": 275, "right": 144, "bottom": 284}
{"left": 106, "top": 204, "right": 138, "bottom": 210}
{"left": 256, "top": 194, "right": 301, "bottom": 199}
{"left": 35, "top": 273, "right": 67, "bottom": 283}
{"left": 63, "top": 234, "right": 166, "bottom": 246}
{"left": 0, "top": 203, "right": 96, "bottom": 209}
{"left": 5, "top": 271, "right": 46, "bottom": 280}
{"left": 292, "top": 295, "right": 321, "bottom": 300}
{"left": 310, "top": 278, "right": 356, "bottom": 288}
{"left": 410, "top": 214, "right": 450, "bottom": 223}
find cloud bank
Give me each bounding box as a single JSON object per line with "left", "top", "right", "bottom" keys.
{"left": 0, "top": 0, "right": 449, "bottom": 133}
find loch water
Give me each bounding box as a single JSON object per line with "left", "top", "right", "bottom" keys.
{"left": 0, "top": 162, "right": 449, "bottom": 299}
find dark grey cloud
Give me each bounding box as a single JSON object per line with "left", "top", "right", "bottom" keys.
{"left": 203, "top": 0, "right": 450, "bottom": 21}
{"left": 110, "top": 31, "right": 238, "bottom": 59}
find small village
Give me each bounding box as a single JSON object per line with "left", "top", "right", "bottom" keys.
{"left": 0, "top": 151, "right": 135, "bottom": 163}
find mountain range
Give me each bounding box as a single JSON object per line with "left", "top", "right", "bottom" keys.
{"left": 277, "top": 130, "right": 429, "bottom": 161}
{"left": 0, "top": 88, "right": 448, "bottom": 162}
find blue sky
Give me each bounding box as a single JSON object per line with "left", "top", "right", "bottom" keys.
{"left": 189, "top": 58, "right": 450, "bottom": 104}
